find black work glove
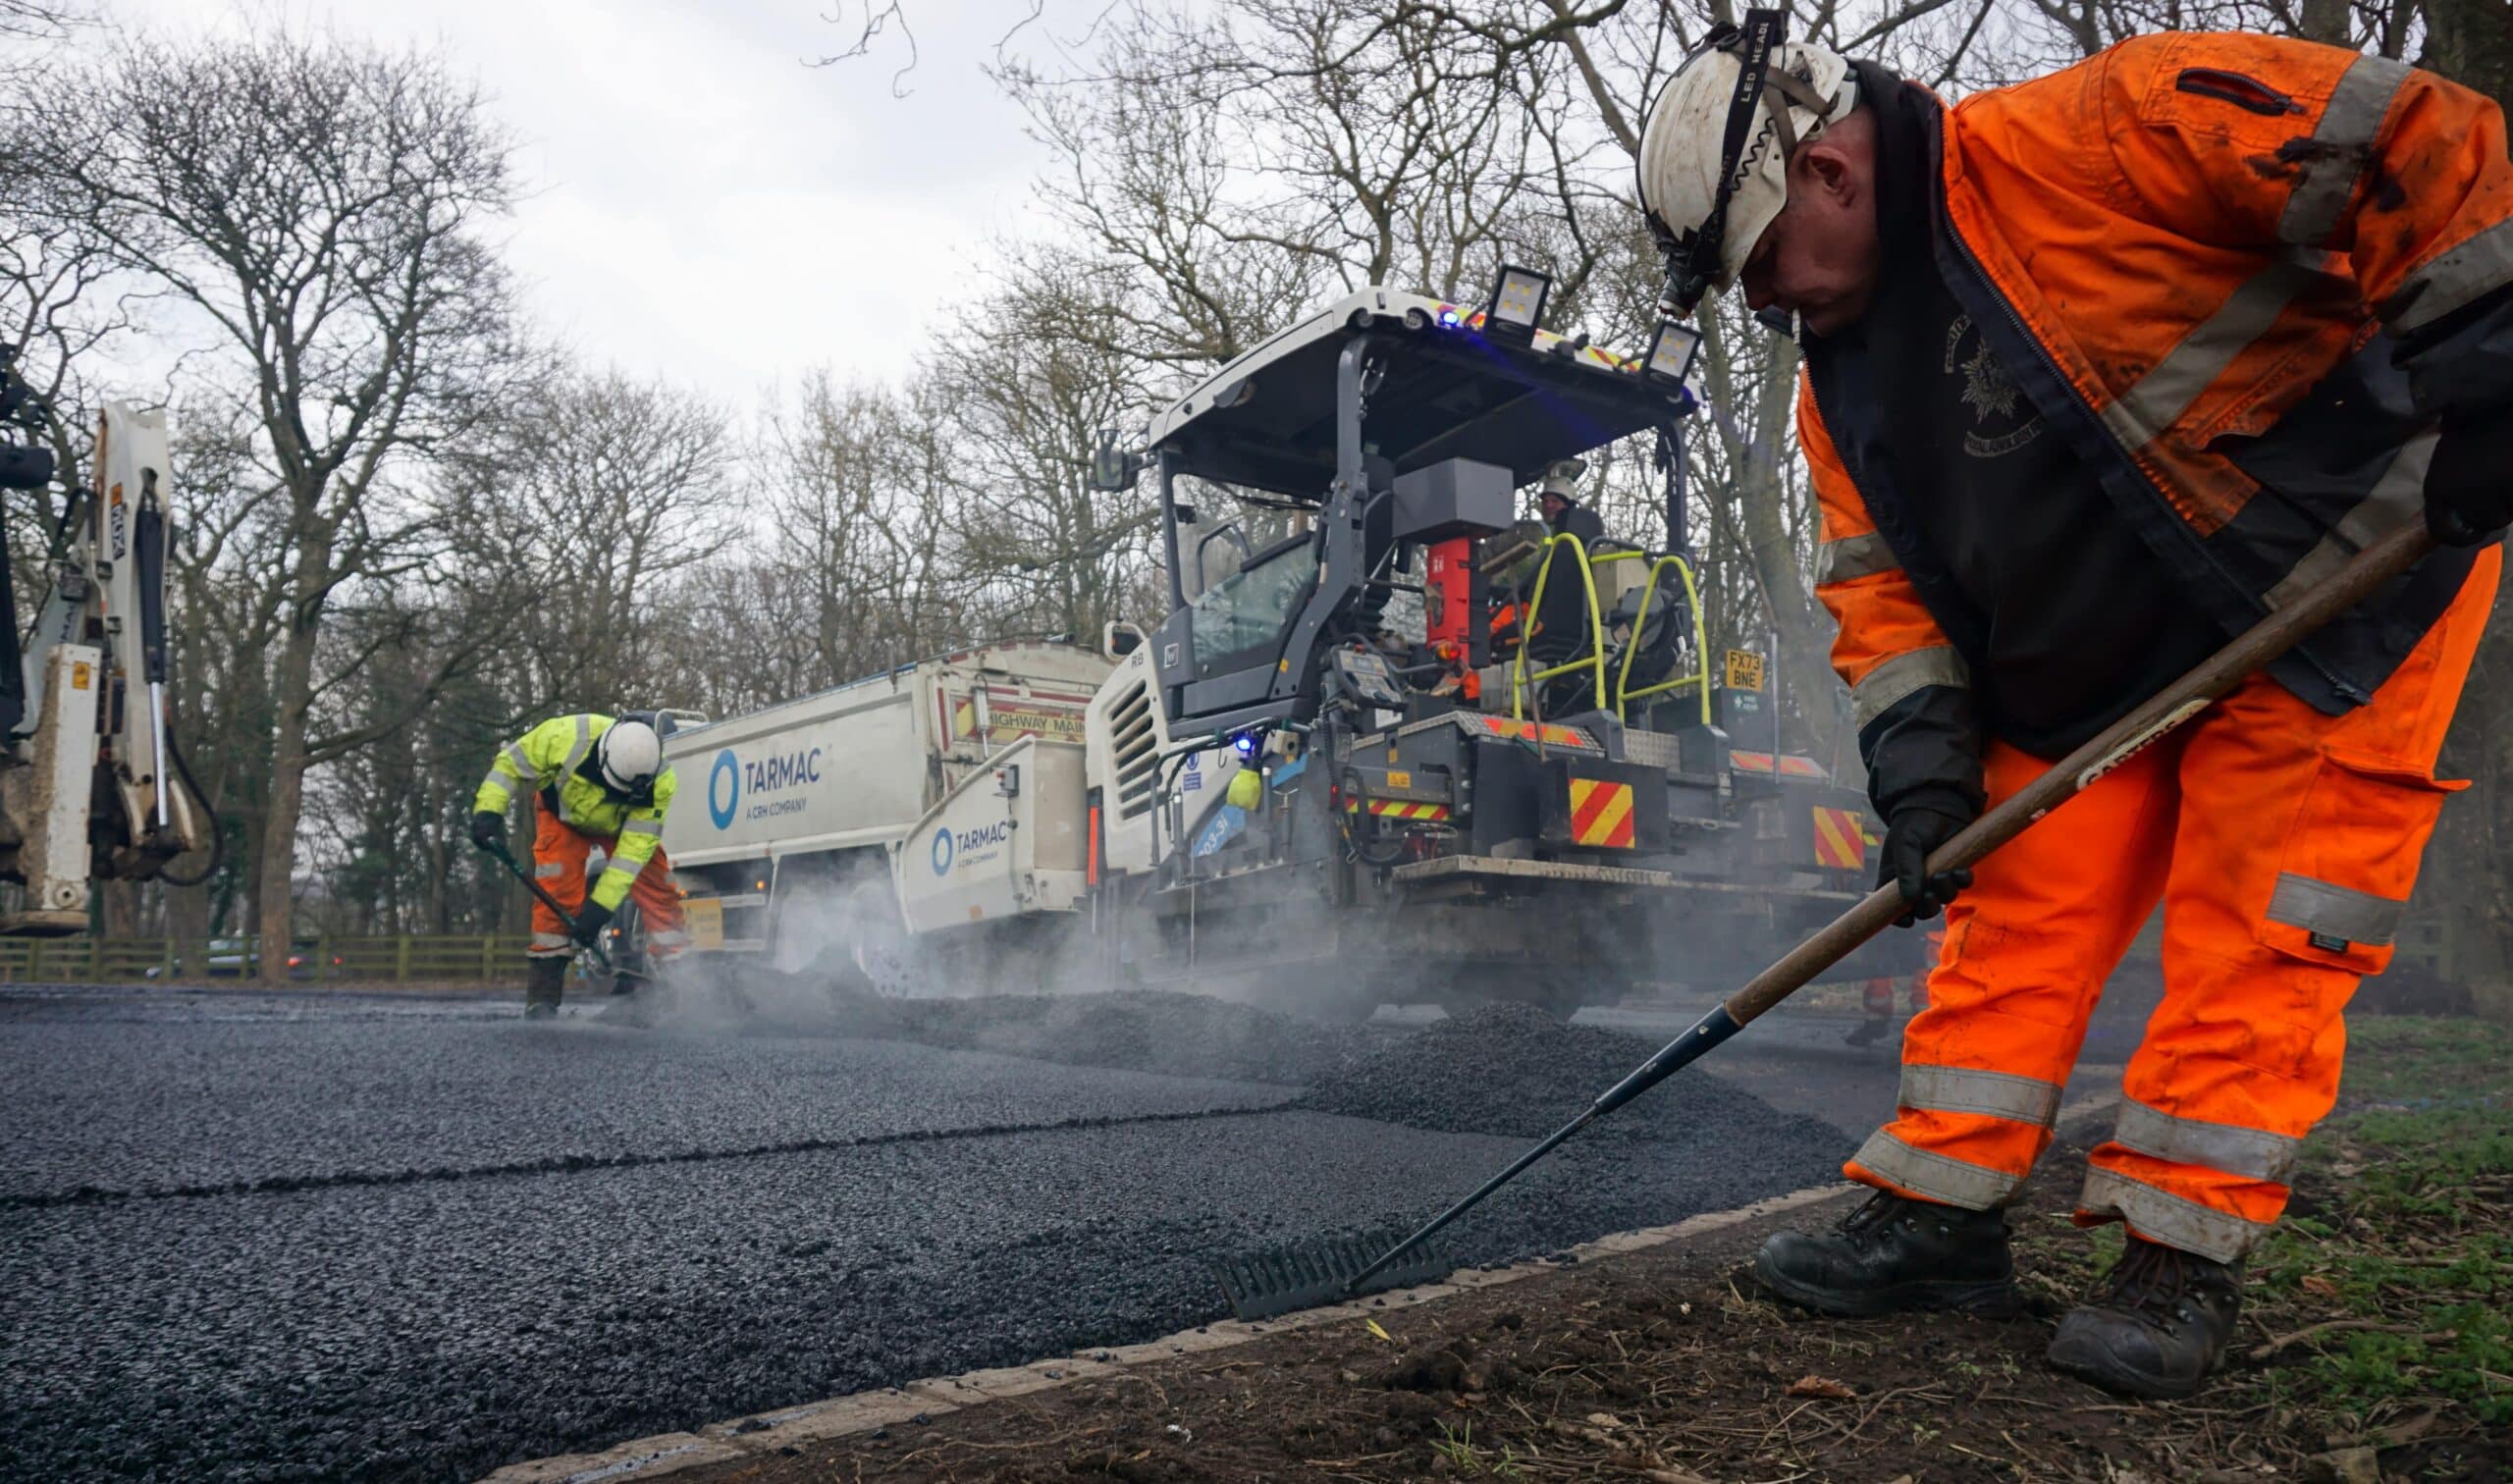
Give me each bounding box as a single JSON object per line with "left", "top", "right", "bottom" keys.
{"left": 2425, "top": 412, "right": 2513, "bottom": 547}
{"left": 1859, "top": 680, "right": 1986, "bottom": 928}
{"left": 569, "top": 901, "right": 615, "bottom": 950}
{"left": 469, "top": 811, "right": 506, "bottom": 853}
{"left": 1879, "top": 802, "right": 1975, "bottom": 927}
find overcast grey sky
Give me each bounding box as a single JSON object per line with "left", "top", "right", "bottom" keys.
{"left": 115, "top": 0, "right": 1054, "bottom": 392}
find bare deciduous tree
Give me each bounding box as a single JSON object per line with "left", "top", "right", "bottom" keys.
{"left": 5, "top": 30, "right": 527, "bottom": 978}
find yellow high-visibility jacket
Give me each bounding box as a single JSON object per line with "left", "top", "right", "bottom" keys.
{"left": 473, "top": 714, "right": 679, "bottom": 912}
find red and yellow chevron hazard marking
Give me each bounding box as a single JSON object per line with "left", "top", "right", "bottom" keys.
{"left": 1811, "top": 806, "right": 1867, "bottom": 870}
{"left": 1731, "top": 750, "right": 1831, "bottom": 779}
{"left": 1347, "top": 798, "right": 1453, "bottom": 822}
{"left": 1568, "top": 778, "right": 1637, "bottom": 849}
{"left": 1473, "top": 716, "right": 1599, "bottom": 751}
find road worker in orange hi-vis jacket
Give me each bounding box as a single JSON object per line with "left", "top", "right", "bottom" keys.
{"left": 1637, "top": 15, "right": 2509, "bottom": 1399}
{"left": 469, "top": 713, "right": 688, "bottom": 1018}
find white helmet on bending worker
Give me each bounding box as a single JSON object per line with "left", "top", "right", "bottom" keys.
{"left": 594, "top": 717, "right": 662, "bottom": 797}
{"left": 1635, "top": 22, "right": 1859, "bottom": 318}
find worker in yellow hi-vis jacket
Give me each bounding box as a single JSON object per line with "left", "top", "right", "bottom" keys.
{"left": 470, "top": 713, "right": 686, "bottom": 1017}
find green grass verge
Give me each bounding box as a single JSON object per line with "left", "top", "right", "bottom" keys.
{"left": 2250, "top": 1016, "right": 2513, "bottom": 1429}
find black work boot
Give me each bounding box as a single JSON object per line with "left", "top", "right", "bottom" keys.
{"left": 523, "top": 957, "right": 565, "bottom": 1019}
{"left": 2048, "top": 1237, "right": 2244, "bottom": 1399}
{"left": 1754, "top": 1189, "right": 2020, "bottom": 1317}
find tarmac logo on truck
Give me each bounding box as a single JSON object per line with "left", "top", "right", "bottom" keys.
{"left": 707, "top": 745, "right": 826, "bottom": 829}
{"left": 709, "top": 750, "right": 739, "bottom": 828}
{"left": 932, "top": 821, "right": 1011, "bottom": 875}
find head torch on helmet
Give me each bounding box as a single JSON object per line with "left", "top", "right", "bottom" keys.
{"left": 1637, "top": 8, "right": 1855, "bottom": 319}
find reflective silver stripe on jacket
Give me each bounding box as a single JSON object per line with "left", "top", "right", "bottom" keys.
{"left": 2100, "top": 258, "right": 2323, "bottom": 450}
{"left": 1850, "top": 646, "right": 1970, "bottom": 731}
{"left": 552, "top": 716, "right": 599, "bottom": 825}
{"left": 2388, "top": 215, "right": 2513, "bottom": 333}
{"left": 2112, "top": 1100, "right": 2304, "bottom": 1185}
{"left": 2078, "top": 1167, "right": 2276, "bottom": 1264}
{"left": 1850, "top": 1130, "right": 2021, "bottom": 1210}
{"left": 1816, "top": 531, "right": 1901, "bottom": 585}
{"left": 504, "top": 741, "right": 535, "bottom": 779}
{"left": 617, "top": 817, "right": 664, "bottom": 839}
{"left": 1900, "top": 1064, "right": 2063, "bottom": 1128}
{"left": 2265, "top": 427, "right": 2437, "bottom": 610}
{"left": 2267, "top": 872, "right": 2402, "bottom": 946}
{"left": 477, "top": 768, "right": 514, "bottom": 802}
{"left": 2275, "top": 55, "right": 2409, "bottom": 249}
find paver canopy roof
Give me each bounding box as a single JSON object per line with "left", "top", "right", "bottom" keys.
{"left": 1147, "top": 287, "right": 1689, "bottom": 499}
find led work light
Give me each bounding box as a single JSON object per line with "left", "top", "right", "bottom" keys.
{"left": 1645, "top": 319, "right": 1703, "bottom": 385}
{"left": 1485, "top": 265, "right": 1551, "bottom": 339}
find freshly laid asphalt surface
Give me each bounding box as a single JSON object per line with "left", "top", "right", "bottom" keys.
{"left": 0, "top": 979, "right": 2148, "bottom": 1481}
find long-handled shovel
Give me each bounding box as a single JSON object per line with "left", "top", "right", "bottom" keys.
{"left": 1219, "top": 521, "right": 2440, "bottom": 1320}
{"left": 481, "top": 837, "right": 615, "bottom": 977}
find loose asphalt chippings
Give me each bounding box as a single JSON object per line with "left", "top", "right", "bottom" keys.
{"left": 0, "top": 984, "right": 1852, "bottom": 1482}
{"left": 1296, "top": 1000, "right": 1855, "bottom": 1144}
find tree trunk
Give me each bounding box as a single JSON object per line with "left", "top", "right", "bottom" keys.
{"left": 2422, "top": 0, "right": 2513, "bottom": 103}
{"left": 255, "top": 547, "right": 326, "bottom": 983}
{"left": 2300, "top": 0, "right": 2352, "bottom": 45}
{"left": 164, "top": 877, "right": 211, "bottom": 944}
{"left": 1731, "top": 344, "right": 1843, "bottom": 766}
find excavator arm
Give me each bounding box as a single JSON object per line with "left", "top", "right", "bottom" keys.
{"left": 0, "top": 383, "right": 212, "bottom": 932}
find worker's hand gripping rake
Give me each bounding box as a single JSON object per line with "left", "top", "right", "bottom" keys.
{"left": 1217, "top": 523, "right": 2440, "bottom": 1321}
{"left": 479, "top": 838, "right": 614, "bottom": 977}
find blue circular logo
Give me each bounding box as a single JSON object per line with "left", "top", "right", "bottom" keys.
{"left": 930, "top": 828, "right": 954, "bottom": 876}
{"left": 708, "top": 750, "right": 739, "bottom": 829}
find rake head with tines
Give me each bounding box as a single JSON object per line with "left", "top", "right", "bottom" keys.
{"left": 1214, "top": 1234, "right": 1456, "bottom": 1321}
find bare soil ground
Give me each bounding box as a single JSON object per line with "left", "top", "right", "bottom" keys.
{"left": 691, "top": 1016, "right": 2510, "bottom": 1484}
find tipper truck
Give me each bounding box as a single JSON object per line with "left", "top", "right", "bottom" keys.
{"left": 658, "top": 276, "right": 1920, "bottom": 1016}
{"left": 657, "top": 640, "right": 1115, "bottom": 991}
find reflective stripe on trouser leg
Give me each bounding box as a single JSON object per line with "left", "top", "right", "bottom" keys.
{"left": 1848, "top": 1130, "right": 2026, "bottom": 1208}
{"left": 1899, "top": 1064, "right": 2063, "bottom": 1127}
{"left": 2077, "top": 1168, "right": 2275, "bottom": 1265}
{"left": 628, "top": 843, "right": 689, "bottom": 959}
{"left": 530, "top": 809, "right": 596, "bottom": 947}
{"left": 2083, "top": 549, "right": 2499, "bottom": 1259}
{"left": 528, "top": 932, "right": 573, "bottom": 958}
{"left": 1848, "top": 737, "right": 2177, "bottom": 1210}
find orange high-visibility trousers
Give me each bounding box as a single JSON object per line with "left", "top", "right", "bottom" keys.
{"left": 528, "top": 808, "right": 691, "bottom": 961}
{"left": 1846, "top": 549, "right": 2498, "bottom": 1262}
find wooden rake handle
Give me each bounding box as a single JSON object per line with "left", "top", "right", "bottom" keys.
{"left": 1342, "top": 522, "right": 2439, "bottom": 1296}
{"left": 1721, "top": 520, "right": 2436, "bottom": 1032}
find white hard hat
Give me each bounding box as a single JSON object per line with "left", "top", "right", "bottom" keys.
{"left": 1540, "top": 458, "right": 1587, "bottom": 500}
{"left": 1637, "top": 16, "right": 1858, "bottom": 314}
{"left": 596, "top": 718, "right": 662, "bottom": 794}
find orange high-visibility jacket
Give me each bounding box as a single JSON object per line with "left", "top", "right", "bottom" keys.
{"left": 1806, "top": 32, "right": 2513, "bottom": 735}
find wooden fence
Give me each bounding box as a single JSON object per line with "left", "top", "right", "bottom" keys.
{"left": 0, "top": 935, "right": 536, "bottom": 985}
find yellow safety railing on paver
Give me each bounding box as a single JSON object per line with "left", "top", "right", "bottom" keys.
{"left": 1510, "top": 532, "right": 1610, "bottom": 720}
{"left": 1508, "top": 537, "right": 1715, "bottom": 729}
{"left": 1615, "top": 553, "right": 1713, "bottom": 726}
{"left": 0, "top": 935, "right": 536, "bottom": 984}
